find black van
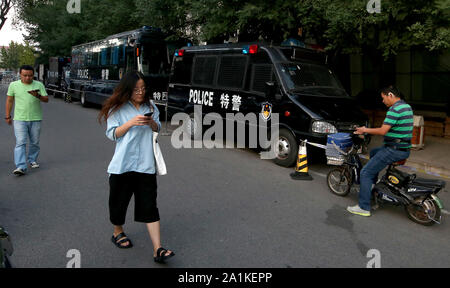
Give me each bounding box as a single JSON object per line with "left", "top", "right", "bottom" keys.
{"left": 167, "top": 43, "right": 368, "bottom": 167}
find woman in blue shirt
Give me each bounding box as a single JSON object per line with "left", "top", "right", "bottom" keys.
{"left": 98, "top": 71, "right": 174, "bottom": 263}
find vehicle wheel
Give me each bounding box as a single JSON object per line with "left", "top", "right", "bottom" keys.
{"left": 327, "top": 167, "right": 351, "bottom": 196}
{"left": 273, "top": 128, "right": 298, "bottom": 167}
{"left": 405, "top": 197, "right": 441, "bottom": 226}
{"left": 4, "top": 256, "right": 12, "bottom": 268}
{"left": 80, "top": 91, "right": 88, "bottom": 107}
{"left": 53, "top": 87, "right": 61, "bottom": 99}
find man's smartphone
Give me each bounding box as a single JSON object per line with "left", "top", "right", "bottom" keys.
{"left": 28, "top": 90, "right": 40, "bottom": 98}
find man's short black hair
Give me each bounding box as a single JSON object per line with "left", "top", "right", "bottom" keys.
{"left": 19, "top": 65, "right": 34, "bottom": 74}
{"left": 380, "top": 85, "right": 403, "bottom": 99}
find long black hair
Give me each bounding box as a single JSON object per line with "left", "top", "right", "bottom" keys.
{"left": 98, "top": 71, "right": 149, "bottom": 123}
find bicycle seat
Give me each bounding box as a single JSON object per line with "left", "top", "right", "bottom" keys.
{"left": 392, "top": 159, "right": 407, "bottom": 166}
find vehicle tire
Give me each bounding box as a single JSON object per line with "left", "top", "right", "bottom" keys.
{"left": 80, "top": 90, "right": 89, "bottom": 107}
{"left": 327, "top": 167, "right": 351, "bottom": 196}
{"left": 53, "top": 87, "right": 61, "bottom": 99}
{"left": 4, "top": 256, "right": 12, "bottom": 268}
{"left": 405, "top": 197, "right": 441, "bottom": 226}
{"left": 273, "top": 128, "right": 298, "bottom": 167}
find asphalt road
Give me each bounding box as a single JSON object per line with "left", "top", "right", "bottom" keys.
{"left": 1, "top": 84, "right": 449, "bottom": 268}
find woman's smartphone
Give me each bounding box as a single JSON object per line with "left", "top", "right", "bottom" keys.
{"left": 144, "top": 112, "right": 153, "bottom": 117}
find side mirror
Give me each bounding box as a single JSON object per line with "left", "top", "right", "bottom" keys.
{"left": 265, "top": 81, "right": 276, "bottom": 101}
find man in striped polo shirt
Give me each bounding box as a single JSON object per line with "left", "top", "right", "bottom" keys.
{"left": 347, "top": 86, "right": 413, "bottom": 217}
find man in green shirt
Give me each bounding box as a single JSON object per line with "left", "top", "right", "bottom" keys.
{"left": 5, "top": 65, "right": 49, "bottom": 176}
{"left": 347, "top": 86, "right": 413, "bottom": 217}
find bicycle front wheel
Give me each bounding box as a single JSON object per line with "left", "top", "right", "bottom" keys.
{"left": 327, "top": 167, "right": 352, "bottom": 196}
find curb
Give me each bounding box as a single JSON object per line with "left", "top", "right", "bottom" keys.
{"left": 400, "top": 161, "right": 450, "bottom": 181}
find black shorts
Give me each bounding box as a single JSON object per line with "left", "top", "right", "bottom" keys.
{"left": 109, "top": 172, "right": 160, "bottom": 225}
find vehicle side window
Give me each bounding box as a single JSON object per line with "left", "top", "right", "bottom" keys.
{"left": 217, "top": 56, "right": 247, "bottom": 89}
{"left": 192, "top": 56, "right": 217, "bottom": 86}
{"left": 251, "top": 64, "right": 274, "bottom": 93}
{"left": 119, "top": 45, "right": 126, "bottom": 65}
{"left": 171, "top": 55, "right": 193, "bottom": 84}
{"left": 111, "top": 46, "right": 120, "bottom": 65}
{"left": 101, "top": 47, "right": 111, "bottom": 66}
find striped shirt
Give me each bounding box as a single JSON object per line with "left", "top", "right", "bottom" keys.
{"left": 383, "top": 100, "right": 413, "bottom": 149}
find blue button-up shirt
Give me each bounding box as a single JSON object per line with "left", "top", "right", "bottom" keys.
{"left": 106, "top": 101, "right": 161, "bottom": 175}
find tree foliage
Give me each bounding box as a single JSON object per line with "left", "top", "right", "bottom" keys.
{"left": 12, "top": 0, "right": 450, "bottom": 60}
{"left": 13, "top": 0, "right": 140, "bottom": 63}
{"left": 0, "top": 40, "right": 35, "bottom": 70}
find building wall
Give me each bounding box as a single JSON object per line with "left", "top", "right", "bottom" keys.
{"left": 350, "top": 48, "right": 449, "bottom": 114}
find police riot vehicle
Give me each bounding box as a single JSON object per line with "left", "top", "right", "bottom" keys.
{"left": 69, "top": 26, "right": 185, "bottom": 107}
{"left": 167, "top": 43, "right": 368, "bottom": 167}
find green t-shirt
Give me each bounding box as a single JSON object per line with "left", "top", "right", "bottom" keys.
{"left": 7, "top": 80, "right": 48, "bottom": 121}
{"left": 383, "top": 100, "right": 413, "bottom": 149}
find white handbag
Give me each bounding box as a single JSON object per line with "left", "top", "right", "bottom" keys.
{"left": 152, "top": 132, "right": 167, "bottom": 175}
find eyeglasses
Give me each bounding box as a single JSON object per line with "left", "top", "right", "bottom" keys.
{"left": 133, "top": 87, "right": 146, "bottom": 94}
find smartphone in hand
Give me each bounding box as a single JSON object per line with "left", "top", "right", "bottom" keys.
{"left": 144, "top": 112, "right": 153, "bottom": 117}
{"left": 28, "top": 90, "right": 40, "bottom": 97}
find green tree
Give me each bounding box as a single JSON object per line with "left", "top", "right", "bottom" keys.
{"left": 13, "top": 0, "right": 450, "bottom": 60}
{"left": 14, "top": 0, "right": 140, "bottom": 62}
{"left": 19, "top": 41, "right": 35, "bottom": 66}
{"left": 0, "top": 40, "right": 35, "bottom": 70}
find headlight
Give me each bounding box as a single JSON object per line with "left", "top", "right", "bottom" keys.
{"left": 312, "top": 121, "right": 338, "bottom": 134}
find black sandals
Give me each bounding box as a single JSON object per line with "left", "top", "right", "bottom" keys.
{"left": 154, "top": 247, "right": 175, "bottom": 263}
{"left": 111, "top": 232, "right": 133, "bottom": 249}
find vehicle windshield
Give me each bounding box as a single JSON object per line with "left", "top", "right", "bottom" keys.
{"left": 278, "top": 62, "right": 345, "bottom": 92}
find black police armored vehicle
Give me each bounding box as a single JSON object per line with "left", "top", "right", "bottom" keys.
{"left": 167, "top": 43, "right": 368, "bottom": 166}
{"left": 69, "top": 26, "right": 185, "bottom": 107}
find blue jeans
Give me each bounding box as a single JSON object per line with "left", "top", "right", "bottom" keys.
{"left": 358, "top": 146, "right": 410, "bottom": 211}
{"left": 13, "top": 120, "right": 42, "bottom": 171}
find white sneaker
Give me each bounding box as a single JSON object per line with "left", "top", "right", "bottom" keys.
{"left": 30, "top": 162, "right": 40, "bottom": 168}
{"left": 347, "top": 205, "right": 371, "bottom": 217}
{"left": 13, "top": 168, "right": 25, "bottom": 176}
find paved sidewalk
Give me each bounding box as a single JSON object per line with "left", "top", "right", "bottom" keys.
{"left": 367, "top": 135, "right": 450, "bottom": 180}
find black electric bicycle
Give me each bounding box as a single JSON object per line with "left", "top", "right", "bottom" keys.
{"left": 326, "top": 134, "right": 445, "bottom": 226}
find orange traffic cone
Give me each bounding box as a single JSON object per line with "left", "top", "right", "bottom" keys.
{"left": 290, "top": 141, "right": 313, "bottom": 180}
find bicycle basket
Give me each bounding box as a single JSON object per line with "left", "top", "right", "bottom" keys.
{"left": 326, "top": 133, "right": 352, "bottom": 165}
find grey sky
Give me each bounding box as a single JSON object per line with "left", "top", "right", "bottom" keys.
{"left": 0, "top": 7, "right": 26, "bottom": 46}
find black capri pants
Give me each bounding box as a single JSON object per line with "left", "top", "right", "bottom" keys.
{"left": 109, "top": 172, "right": 160, "bottom": 225}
